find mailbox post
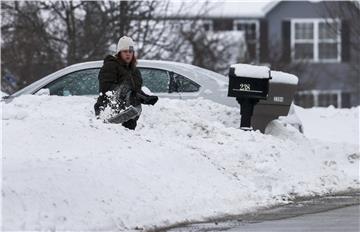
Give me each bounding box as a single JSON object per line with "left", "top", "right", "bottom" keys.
{"left": 227, "top": 64, "right": 271, "bottom": 130}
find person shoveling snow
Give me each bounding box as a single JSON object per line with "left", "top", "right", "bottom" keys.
{"left": 94, "top": 36, "right": 158, "bottom": 129}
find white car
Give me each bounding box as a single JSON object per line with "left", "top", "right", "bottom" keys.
{"left": 5, "top": 60, "right": 300, "bottom": 132}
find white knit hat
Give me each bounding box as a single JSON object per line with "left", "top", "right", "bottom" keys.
{"left": 116, "top": 36, "right": 135, "bottom": 54}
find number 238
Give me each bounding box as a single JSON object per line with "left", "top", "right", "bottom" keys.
{"left": 239, "top": 84, "right": 250, "bottom": 91}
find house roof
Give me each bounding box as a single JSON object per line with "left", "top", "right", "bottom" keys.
{"left": 165, "top": 0, "right": 281, "bottom": 19}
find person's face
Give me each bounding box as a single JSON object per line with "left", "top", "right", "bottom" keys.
{"left": 120, "top": 50, "right": 134, "bottom": 64}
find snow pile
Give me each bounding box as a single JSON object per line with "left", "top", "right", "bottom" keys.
{"left": 2, "top": 95, "right": 359, "bottom": 231}
{"left": 1, "top": 91, "right": 8, "bottom": 97}
{"left": 294, "top": 105, "right": 359, "bottom": 145}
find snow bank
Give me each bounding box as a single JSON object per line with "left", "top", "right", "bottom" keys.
{"left": 294, "top": 105, "right": 359, "bottom": 145}
{"left": 2, "top": 95, "right": 359, "bottom": 231}
{"left": 1, "top": 91, "right": 8, "bottom": 97}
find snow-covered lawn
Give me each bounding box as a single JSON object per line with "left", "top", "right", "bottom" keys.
{"left": 294, "top": 105, "right": 359, "bottom": 145}
{"left": 1, "top": 95, "right": 359, "bottom": 231}
{"left": 1, "top": 91, "right": 8, "bottom": 97}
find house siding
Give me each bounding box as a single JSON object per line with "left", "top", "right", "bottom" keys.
{"left": 163, "top": 1, "right": 359, "bottom": 107}
{"left": 265, "top": 1, "right": 359, "bottom": 107}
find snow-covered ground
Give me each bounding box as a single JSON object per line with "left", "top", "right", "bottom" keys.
{"left": 1, "top": 95, "right": 359, "bottom": 231}
{"left": 294, "top": 105, "right": 359, "bottom": 145}
{"left": 1, "top": 91, "right": 8, "bottom": 97}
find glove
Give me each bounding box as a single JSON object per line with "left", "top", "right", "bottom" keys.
{"left": 136, "top": 91, "right": 158, "bottom": 105}
{"left": 146, "top": 96, "right": 158, "bottom": 105}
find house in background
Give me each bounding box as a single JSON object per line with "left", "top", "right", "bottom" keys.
{"left": 264, "top": 1, "right": 359, "bottom": 108}
{"left": 170, "top": 1, "right": 359, "bottom": 108}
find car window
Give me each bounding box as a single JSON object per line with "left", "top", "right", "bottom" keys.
{"left": 139, "top": 68, "right": 170, "bottom": 93}
{"left": 174, "top": 73, "right": 200, "bottom": 92}
{"left": 43, "top": 69, "right": 100, "bottom": 96}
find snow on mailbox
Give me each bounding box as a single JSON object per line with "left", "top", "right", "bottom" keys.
{"left": 228, "top": 63, "right": 272, "bottom": 130}
{"left": 228, "top": 63, "right": 271, "bottom": 99}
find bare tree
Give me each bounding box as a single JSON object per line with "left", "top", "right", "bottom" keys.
{"left": 176, "top": 20, "right": 246, "bottom": 74}
{"left": 1, "top": 1, "right": 63, "bottom": 91}
{"left": 1, "top": 0, "right": 174, "bottom": 93}
{"left": 147, "top": 1, "right": 247, "bottom": 75}
{"left": 38, "top": 1, "right": 108, "bottom": 64}
{"left": 1, "top": 0, "right": 248, "bottom": 94}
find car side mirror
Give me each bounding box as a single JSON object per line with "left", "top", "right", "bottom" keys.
{"left": 141, "top": 86, "right": 153, "bottom": 95}
{"left": 1, "top": 95, "right": 9, "bottom": 101}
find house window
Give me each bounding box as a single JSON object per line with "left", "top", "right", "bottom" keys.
{"left": 213, "top": 19, "right": 234, "bottom": 31}
{"left": 234, "top": 20, "right": 259, "bottom": 62}
{"left": 319, "top": 21, "right": 340, "bottom": 60}
{"left": 203, "top": 20, "right": 213, "bottom": 31}
{"left": 295, "top": 90, "right": 349, "bottom": 108}
{"left": 235, "top": 22, "right": 257, "bottom": 40}
{"left": 291, "top": 19, "right": 341, "bottom": 62}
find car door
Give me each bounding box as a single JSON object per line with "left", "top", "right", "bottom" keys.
{"left": 170, "top": 72, "right": 201, "bottom": 100}
{"left": 38, "top": 67, "right": 183, "bottom": 99}
{"left": 139, "top": 68, "right": 181, "bottom": 99}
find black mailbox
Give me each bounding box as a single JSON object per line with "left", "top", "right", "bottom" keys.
{"left": 227, "top": 64, "right": 271, "bottom": 130}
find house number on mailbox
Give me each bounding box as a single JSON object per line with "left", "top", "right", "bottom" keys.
{"left": 239, "top": 84, "right": 251, "bottom": 91}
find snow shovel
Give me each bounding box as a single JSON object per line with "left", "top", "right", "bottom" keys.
{"left": 106, "top": 105, "right": 142, "bottom": 124}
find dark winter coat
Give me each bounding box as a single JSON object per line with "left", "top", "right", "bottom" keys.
{"left": 95, "top": 54, "right": 143, "bottom": 108}
{"left": 94, "top": 55, "right": 158, "bottom": 129}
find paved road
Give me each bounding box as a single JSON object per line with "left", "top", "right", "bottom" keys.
{"left": 227, "top": 205, "right": 359, "bottom": 232}
{"left": 166, "top": 192, "right": 360, "bottom": 232}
